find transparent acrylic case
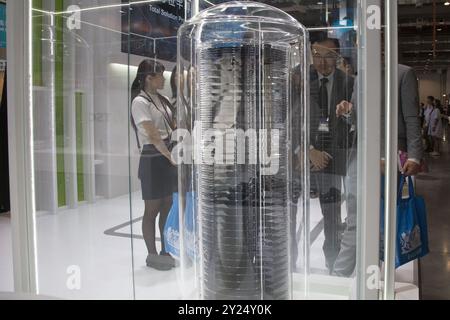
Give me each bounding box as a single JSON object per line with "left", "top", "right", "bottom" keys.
{"left": 175, "top": 1, "right": 309, "bottom": 300}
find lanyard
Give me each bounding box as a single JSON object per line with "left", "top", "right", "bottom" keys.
{"left": 141, "top": 91, "right": 175, "bottom": 132}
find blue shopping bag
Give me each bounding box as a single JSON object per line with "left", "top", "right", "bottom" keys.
{"left": 183, "top": 192, "right": 196, "bottom": 260}
{"left": 163, "top": 192, "right": 195, "bottom": 260}
{"left": 380, "top": 176, "right": 429, "bottom": 268}
{"left": 164, "top": 193, "right": 181, "bottom": 259}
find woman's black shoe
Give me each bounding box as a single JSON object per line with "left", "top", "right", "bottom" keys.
{"left": 160, "top": 252, "right": 177, "bottom": 268}
{"left": 146, "top": 254, "right": 173, "bottom": 271}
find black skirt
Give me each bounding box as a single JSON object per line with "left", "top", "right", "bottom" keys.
{"left": 138, "top": 144, "right": 177, "bottom": 200}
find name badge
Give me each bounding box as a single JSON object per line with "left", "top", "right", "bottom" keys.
{"left": 318, "top": 118, "right": 330, "bottom": 133}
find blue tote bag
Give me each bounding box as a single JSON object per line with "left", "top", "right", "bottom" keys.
{"left": 163, "top": 192, "right": 195, "bottom": 260}
{"left": 380, "top": 176, "right": 429, "bottom": 268}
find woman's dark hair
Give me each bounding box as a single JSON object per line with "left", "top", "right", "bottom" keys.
{"left": 131, "top": 59, "right": 165, "bottom": 103}
{"left": 170, "top": 66, "right": 177, "bottom": 99}
{"left": 130, "top": 59, "right": 165, "bottom": 149}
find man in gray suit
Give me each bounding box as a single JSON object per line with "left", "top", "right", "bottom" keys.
{"left": 309, "top": 38, "right": 355, "bottom": 273}
{"left": 333, "top": 64, "right": 424, "bottom": 277}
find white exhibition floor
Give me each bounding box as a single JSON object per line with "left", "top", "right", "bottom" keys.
{"left": 0, "top": 192, "right": 347, "bottom": 300}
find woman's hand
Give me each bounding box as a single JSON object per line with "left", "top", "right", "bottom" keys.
{"left": 142, "top": 121, "right": 175, "bottom": 164}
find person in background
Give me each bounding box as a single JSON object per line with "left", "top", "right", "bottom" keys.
{"left": 435, "top": 99, "right": 444, "bottom": 118}
{"left": 419, "top": 102, "right": 425, "bottom": 128}
{"left": 423, "top": 96, "right": 435, "bottom": 153}
{"left": 443, "top": 103, "right": 450, "bottom": 141}
{"left": 429, "top": 101, "right": 443, "bottom": 157}
{"left": 131, "top": 59, "right": 177, "bottom": 271}
{"left": 435, "top": 100, "right": 447, "bottom": 136}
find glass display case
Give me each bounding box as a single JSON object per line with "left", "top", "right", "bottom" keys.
{"left": 176, "top": 1, "right": 308, "bottom": 300}
{"left": 9, "top": 0, "right": 392, "bottom": 300}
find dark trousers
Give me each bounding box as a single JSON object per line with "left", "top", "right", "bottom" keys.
{"left": 312, "top": 171, "right": 343, "bottom": 272}
{"left": 423, "top": 126, "right": 433, "bottom": 152}
{"left": 333, "top": 153, "right": 357, "bottom": 277}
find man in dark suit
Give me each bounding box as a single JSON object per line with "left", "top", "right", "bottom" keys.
{"left": 309, "top": 37, "right": 354, "bottom": 273}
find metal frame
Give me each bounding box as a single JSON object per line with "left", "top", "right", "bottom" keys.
{"left": 356, "top": 0, "right": 382, "bottom": 300}
{"left": 192, "top": 0, "right": 199, "bottom": 16}
{"left": 384, "top": 0, "right": 399, "bottom": 300}
{"left": 6, "top": 0, "right": 397, "bottom": 300}
{"left": 7, "top": 0, "right": 38, "bottom": 294}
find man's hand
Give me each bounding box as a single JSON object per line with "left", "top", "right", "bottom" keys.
{"left": 402, "top": 160, "right": 421, "bottom": 176}
{"left": 336, "top": 100, "right": 353, "bottom": 117}
{"left": 381, "top": 159, "right": 421, "bottom": 176}
{"left": 310, "top": 149, "right": 332, "bottom": 171}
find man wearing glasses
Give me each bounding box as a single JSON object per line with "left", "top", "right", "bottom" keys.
{"left": 309, "top": 37, "right": 355, "bottom": 274}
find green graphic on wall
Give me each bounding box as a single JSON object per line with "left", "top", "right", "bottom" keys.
{"left": 55, "top": 0, "right": 66, "bottom": 207}
{"left": 76, "top": 92, "right": 85, "bottom": 202}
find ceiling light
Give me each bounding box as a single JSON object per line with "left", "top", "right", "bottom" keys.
{"left": 445, "top": 2, "right": 450, "bottom": 6}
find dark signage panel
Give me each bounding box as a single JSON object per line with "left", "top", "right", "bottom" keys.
{"left": 122, "top": 0, "right": 185, "bottom": 62}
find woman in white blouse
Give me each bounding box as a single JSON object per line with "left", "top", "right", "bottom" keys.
{"left": 131, "top": 59, "right": 176, "bottom": 271}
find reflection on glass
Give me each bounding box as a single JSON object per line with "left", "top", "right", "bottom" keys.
{"left": 309, "top": 36, "right": 355, "bottom": 276}
{"left": 31, "top": 0, "right": 137, "bottom": 299}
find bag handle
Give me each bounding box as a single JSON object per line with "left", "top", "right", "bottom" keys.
{"left": 397, "top": 175, "right": 416, "bottom": 201}
{"left": 397, "top": 175, "right": 406, "bottom": 201}
{"left": 407, "top": 176, "right": 415, "bottom": 198}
